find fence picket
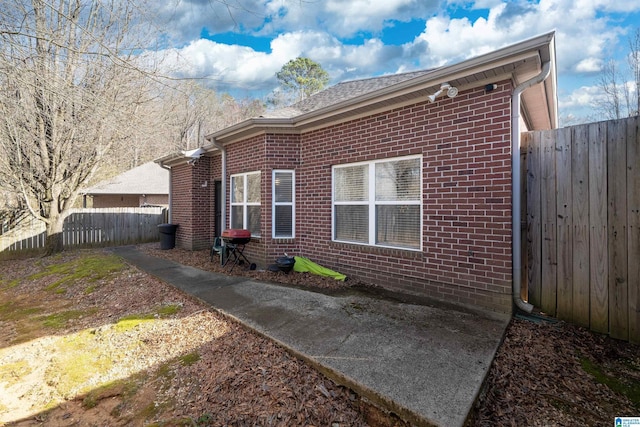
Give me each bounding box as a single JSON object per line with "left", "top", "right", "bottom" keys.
{"left": 541, "top": 130, "right": 558, "bottom": 315}
{"left": 556, "top": 127, "right": 573, "bottom": 320}
{"left": 607, "top": 119, "right": 630, "bottom": 340}
{"left": 571, "top": 125, "right": 591, "bottom": 327}
{"left": 628, "top": 116, "right": 640, "bottom": 344}
{"left": 525, "top": 115, "right": 640, "bottom": 342}
{"left": 525, "top": 132, "right": 542, "bottom": 307}
{"left": 589, "top": 122, "right": 608, "bottom": 334}
{"left": 0, "top": 207, "right": 166, "bottom": 253}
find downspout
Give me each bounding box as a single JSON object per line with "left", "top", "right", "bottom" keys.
{"left": 159, "top": 163, "right": 172, "bottom": 223}
{"left": 208, "top": 136, "right": 226, "bottom": 232}
{"left": 511, "top": 60, "right": 552, "bottom": 313}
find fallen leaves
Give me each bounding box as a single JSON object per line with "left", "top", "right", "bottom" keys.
{"left": 0, "top": 249, "right": 401, "bottom": 426}
{"left": 3, "top": 245, "right": 638, "bottom": 426}
{"left": 469, "top": 317, "right": 640, "bottom": 426}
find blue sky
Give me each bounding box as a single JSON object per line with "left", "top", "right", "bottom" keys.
{"left": 154, "top": 0, "right": 640, "bottom": 124}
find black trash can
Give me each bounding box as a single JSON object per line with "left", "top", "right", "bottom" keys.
{"left": 158, "top": 223, "right": 178, "bottom": 250}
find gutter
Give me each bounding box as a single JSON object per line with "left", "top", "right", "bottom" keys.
{"left": 207, "top": 136, "right": 226, "bottom": 232}
{"left": 511, "top": 60, "right": 552, "bottom": 313}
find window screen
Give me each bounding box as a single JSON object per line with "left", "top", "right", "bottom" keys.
{"left": 230, "top": 171, "right": 261, "bottom": 236}
{"left": 273, "top": 170, "right": 294, "bottom": 238}
{"left": 333, "top": 156, "right": 421, "bottom": 250}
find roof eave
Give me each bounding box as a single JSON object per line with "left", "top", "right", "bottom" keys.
{"left": 161, "top": 31, "right": 557, "bottom": 159}
{"left": 292, "top": 32, "right": 556, "bottom": 130}
{"left": 206, "top": 117, "right": 298, "bottom": 144}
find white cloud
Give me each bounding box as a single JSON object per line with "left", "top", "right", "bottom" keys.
{"left": 224, "top": 0, "right": 438, "bottom": 39}
{"left": 321, "top": 0, "right": 436, "bottom": 37}
{"left": 150, "top": 0, "right": 640, "bottom": 119}
{"left": 158, "top": 31, "right": 406, "bottom": 92}
{"left": 405, "top": 0, "right": 629, "bottom": 76}
{"left": 159, "top": 39, "right": 280, "bottom": 90}
{"left": 153, "top": 0, "right": 270, "bottom": 45}
{"left": 575, "top": 58, "right": 603, "bottom": 73}
{"left": 559, "top": 84, "right": 602, "bottom": 109}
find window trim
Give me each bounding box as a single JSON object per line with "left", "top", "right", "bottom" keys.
{"left": 272, "top": 169, "right": 295, "bottom": 239}
{"left": 230, "top": 171, "right": 261, "bottom": 237}
{"left": 332, "top": 155, "right": 422, "bottom": 251}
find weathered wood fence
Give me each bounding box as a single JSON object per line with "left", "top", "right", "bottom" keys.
{"left": 0, "top": 207, "right": 168, "bottom": 252}
{"left": 524, "top": 115, "right": 639, "bottom": 342}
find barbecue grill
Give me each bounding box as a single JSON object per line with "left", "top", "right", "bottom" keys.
{"left": 221, "top": 228, "right": 251, "bottom": 244}
{"left": 221, "top": 229, "right": 254, "bottom": 271}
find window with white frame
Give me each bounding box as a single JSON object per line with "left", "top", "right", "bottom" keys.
{"left": 230, "top": 171, "right": 261, "bottom": 236}
{"left": 332, "top": 155, "right": 421, "bottom": 250}
{"left": 272, "top": 170, "right": 295, "bottom": 238}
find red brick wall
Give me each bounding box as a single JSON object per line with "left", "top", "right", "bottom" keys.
{"left": 171, "top": 160, "right": 212, "bottom": 250}
{"left": 293, "top": 83, "right": 514, "bottom": 312}
{"left": 262, "top": 134, "right": 302, "bottom": 261}
{"left": 171, "top": 82, "right": 515, "bottom": 313}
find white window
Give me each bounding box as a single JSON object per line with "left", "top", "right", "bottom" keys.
{"left": 272, "top": 170, "right": 295, "bottom": 238}
{"left": 332, "top": 155, "right": 421, "bottom": 250}
{"left": 230, "top": 171, "right": 261, "bottom": 236}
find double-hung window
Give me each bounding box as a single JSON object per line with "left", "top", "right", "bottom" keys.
{"left": 332, "top": 155, "right": 421, "bottom": 250}
{"left": 272, "top": 170, "right": 295, "bottom": 238}
{"left": 230, "top": 171, "right": 261, "bottom": 236}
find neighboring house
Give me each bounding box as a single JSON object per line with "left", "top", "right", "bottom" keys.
{"left": 157, "top": 32, "right": 558, "bottom": 314}
{"left": 83, "top": 162, "right": 169, "bottom": 208}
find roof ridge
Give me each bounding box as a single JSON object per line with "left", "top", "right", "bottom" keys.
{"left": 331, "top": 69, "right": 432, "bottom": 86}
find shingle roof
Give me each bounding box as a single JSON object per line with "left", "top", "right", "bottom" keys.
{"left": 261, "top": 70, "right": 433, "bottom": 119}
{"left": 84, "top": 162, "right": 169, "bottom": 195}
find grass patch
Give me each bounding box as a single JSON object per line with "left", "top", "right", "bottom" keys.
{"left": 0, "top": 303, "right": 41, "bottom": 322}
{"left": 179, "top": 352, "right": 200, "bottom": 366}
{"left": 581, "top": 357, "right": 640, "bottom": 407}
{"left": 155, "top": 304, "right": 181, "bottom": 317}
{"left": 27, "top": 253, "right": 125, "bottom": 293}
{"left": 114, "top": 317, "right": 155, "bottom": 333}
{"left": 0, "top": 278, "right": 21, "bottom": 289}
{"left": 0, "top": 360, "right": 32, "bottom": 387}
{"left": 138, "top": 401, "right": 168, "bottom": 420}
{"left": 156, "top": 363, "right": 174, "bottom": 380}
{"left": 115, "top": 304, "right": 183, "bottom": 332}
{"left": 40, "top": 309, "right": 93, "bottom": 329}
{"left": 82, "top": 379, "right": 129, "bottom": 409}
{"left": 147, "top": 414, "right": 214, "bottom": 427}
{"left": 46, "top": 330, "right": 114, "bottom": 397}
{"left": 107, "top": 375, "right": 144, "bottom": 418}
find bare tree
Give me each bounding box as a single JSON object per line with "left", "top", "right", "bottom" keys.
{"left": 596, "top": 28, "right": 640, "bottom": 119}
{"left": 0, "top": 0, "right": 157, "bottom": 254}
{"left": 144, "top": 81, "right": 265, "bottom": 155}
{"left": 629, "top": 28, "right": 640, "bottom": 117}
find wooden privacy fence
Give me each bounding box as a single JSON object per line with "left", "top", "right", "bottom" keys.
{"left": 524, "top": 115, "right": 639, "bottom": 342}
{"left": 0, "top": 207, "right": 168, "bottom": 252}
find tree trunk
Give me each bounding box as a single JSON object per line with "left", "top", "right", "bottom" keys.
{"left": 44, "top": 214, "right": 65, "bottom": 255}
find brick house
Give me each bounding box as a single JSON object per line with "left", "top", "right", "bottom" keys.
{"left": 83, "top": 162, "right": 169, "bottom": 208}
{"left": 157, "top": 32, "right": 557, "bottom": 314}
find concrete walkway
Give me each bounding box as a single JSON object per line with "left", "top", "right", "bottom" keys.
{"left": 112, "top": 246, "right": 510, "bottom": 427}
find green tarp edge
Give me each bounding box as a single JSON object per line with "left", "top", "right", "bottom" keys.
{"left": 293, "top": 256, "right": 346, "bottom": 281}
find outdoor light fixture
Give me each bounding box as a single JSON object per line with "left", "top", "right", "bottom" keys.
{"left": 427, "top": 82, "right": 458, "bottom": 102}
{"left": 182, "top": 147, "right": 205, "bottom": 166}
{"left": 485, "top": 83, "right": 498, "bottom": 92}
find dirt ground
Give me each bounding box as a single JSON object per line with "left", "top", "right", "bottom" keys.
{"left": 0, "top": 245, "right": 639, "bottom": 426}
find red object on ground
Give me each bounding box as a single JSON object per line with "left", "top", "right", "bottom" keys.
{"left": 221, "top": 229, "right": 251, "bottom": 244}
